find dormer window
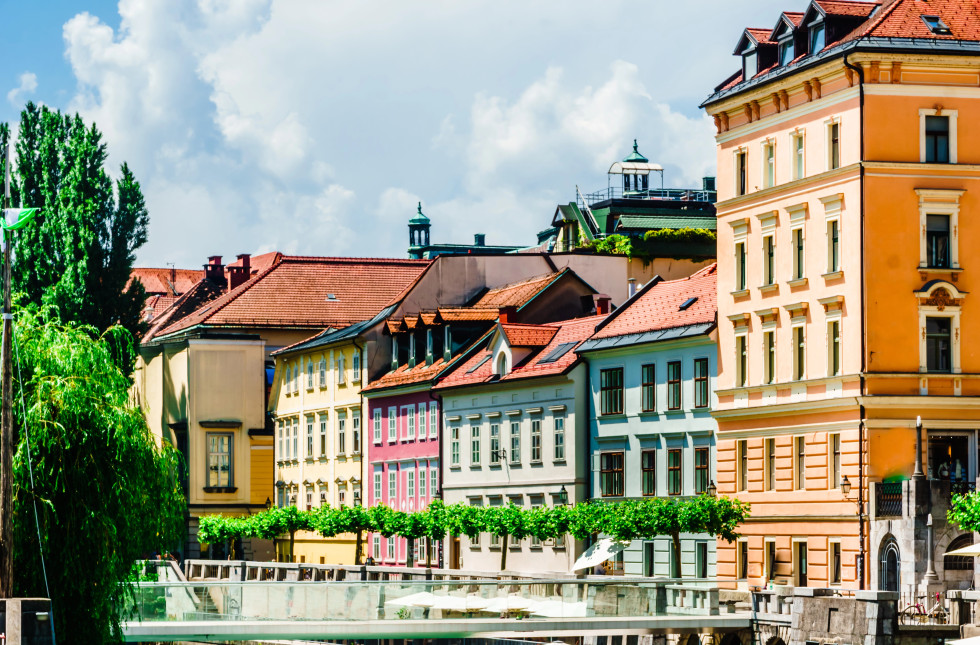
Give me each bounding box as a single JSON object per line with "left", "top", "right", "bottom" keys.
{"left": 495, "top": 353, "right": 509, "bottom": 376}
{"left": 809, "top": 22, "right": 825, "bottom": 54}
{"left": 778, "top": 37, "right": 795, "bottom": 66}
{"left": 921, "top": 15, "right": 951, "bottom": 35}
{"left": 743, "top": 48, "right": 758, "bottom": 79}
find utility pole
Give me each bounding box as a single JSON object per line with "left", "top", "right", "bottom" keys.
{"left": 0, "top": 143, "right": 13, "bottom": 597}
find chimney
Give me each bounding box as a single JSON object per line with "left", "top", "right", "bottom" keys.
{"left": 204, "top": 256, "right": 225, "bottom": 284}
{"left": 703, "top": 176, "right": 716, "bottom": 192}
{"left": 596, "top": 295, "right": 612, "bottom": 316}
{"left": 228, "top": 253, "right": 252, "bottom": 290}
{"left": 628, "top": 278, "right": 637, "bottom": 298}
{"left": 499, "top": 306, "right": 517, "bottom": 324}
{"left": 474, "top": 233, "right": 486, "bottom": 247}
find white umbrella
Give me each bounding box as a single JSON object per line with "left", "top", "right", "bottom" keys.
{"left": 430, "top": 593, "right": 489, "bottom": 611}
{"left": 945, "top": 543, "right": 980, "bottom": 557}
{"left": 480, "top": 595, "right": 535, "bottom": 613}
{"left": 528, "top": 599, "right": 587, "bottom": 618}
{"left": 572, "top": 538, "right": 629, "bottom": 571}
{"left": 948, "top": 637, "right": 980, "bottom": 645}
{"left": 385, "top": 591, "right": 438, "bottom": 608}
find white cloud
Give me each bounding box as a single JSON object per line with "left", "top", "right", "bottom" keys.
{"left": 53, "top": 0, "right": 758, "bottom": 267}
{"left": 7, "top": 72, "right": 38, "bottom": 107}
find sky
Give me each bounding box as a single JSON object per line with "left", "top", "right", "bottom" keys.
{"left": 1, "top": 0, "right": 790, "bottom": 268}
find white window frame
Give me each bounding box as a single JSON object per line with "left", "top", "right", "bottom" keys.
{"left": 791, "top": 129, "right": 805, "bottom": 180}
{"left": 736, "top": 538, "right": 750, "bottom": 580}
{"left": 337, "top": 355, "right": 346, "bottom": 386}
{"left": 731, "top": 218, "right": 749, "bottom": 293}
{"left": 352, "top": 351, "right": 361, "bottom": 382}
{"left": 827, "top": 313, "right": 842, "bottom": 377}
{"left": 338, "top": 414, "right": 347, "bottom": 455}
{"left": 450, "top": 424, "right": 461, "bottom": 467}
{"left": 763, "top": 327, "right": 777, "bottom": 385}
{"left": 793, "top": 538, "right": 809, "bottom": 587}
{"left": 787, "top": 203, "right": 807, "bottom": 283}
{"left": 419, "top": 465, "right": 427, "bottom": 499}
{"left": 388, "top": 469, "right": 397, "bottom": 502}
{"left": 386, "top": 536, "right": 395, "bottom": 560}
{"left": 319, "top": 357, "right": 327, "bottom": 388}
{"left": 825, "top": 116, "right": 841, "bottom": 171}
{"left": 734, "top": 147, "right": 748, "bottom": 196}
{"left": 306, "top": 416, "right": 315, "bottom": 459}
{"left": 429, "top": 404, "right": 438, "bottom": 438}
{"left": 916, "top": 189, "right": 963, "bottom": 270}
{"left": 762, "top": 139, "right": 775, "bottom": 189}
{"left": 553, "top": 414, "right": 566, "bottom": 461}
{"left": 352, "top": 410, "right": 361, "bottom": 454}
{"left": 735, "top": 329, "right": 749, "bottom": 388}
{"left": 757, "top": 210, "right": 777, "bottom": 288}
{"left": 277, "top": 419, "right": 284, "bottom": 462}
{"left": 919, "top": 108, "right": 957, "bottom": 164}
{"left": 407, "top": 469, "right": 415, "bottom": 499}
{"left": 794, "top": 436, "right": 806, "bottom": 490}
{"left": 418, "top": 403, "right": 427, "bottom": 439}
{"left": 373, "top": 409, "right": 382, "bottom": 444}
{"left": 285, "top": 365, "right": 292, "bottom": 395}
{"left": 791, "top": 321, "right": 806, "bottom": 382}
{"left": 406, "top": 406, "right": 416, "bottom": 439}
{"left": 530, "top": 418, "right": 542, "bottom": 463}
{"left": 388, "top": 408, "right": 397, "bottom": 442}
{"left": 919, "top": 304, "right": 961, "bottom": 375}
{"left": 510, "top": 420, "right": 521, "bottom": 465}
{"left": 373, "top": 471, "right": 382, "bottom": 502}
{"left": 430, "top": 468, "right": 438, "bottom": 499}
{"left": 306, "top": 359, "right": 314, "bottom": 390}
{"left": 489, "top": 422, "right": 501, "bottom": 465}
{"left": 470, "top": 422, "right": 481, "bottom": 466}
{"left": 820, "top": 195, "right": 842, "bottom": 276}
{"left": 373, "top": 535, "right": 381, "bottom": 560}
{"left": 828, "top": 538, "right": 842, "bottom": 585}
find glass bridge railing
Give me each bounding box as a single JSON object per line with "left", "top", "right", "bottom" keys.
{"left": 125, "top": 578, "right": 721, "bottom": 623}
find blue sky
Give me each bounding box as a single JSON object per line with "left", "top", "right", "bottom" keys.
{"left": 2, "top": 0, "right": 789, "bottom": 267}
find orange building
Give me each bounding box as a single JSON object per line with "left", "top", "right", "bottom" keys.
{"left": 703, "top": 0, "right": 980, "bottom": 594}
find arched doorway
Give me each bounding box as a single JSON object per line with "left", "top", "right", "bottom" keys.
{"left": 719, "top": 634, "right": 742, "bottom": 645}
{"left": 765, "top": 638, "right": 787, "bottom": 645}
{"left": 880, "top": 538, "right": 901, "bottom": 591}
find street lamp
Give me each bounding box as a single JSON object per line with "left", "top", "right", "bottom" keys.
{"left": 264, "top": 497, "right": 272, "bottom": 510}
{"left": 841, "top": 475, "right": 852, "bottom": 496}
{"left": 354, "top": 489, "right": 362, "bottom": 506}
{"left": 706, "top": 480, "right": 717, "bottom": 497}
{"left": 558, "top": 485, "right": 569, "bottom": 506}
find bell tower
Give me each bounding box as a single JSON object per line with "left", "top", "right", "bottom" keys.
{"left": 408, "top": 202, "right": 431, "bottom": 259}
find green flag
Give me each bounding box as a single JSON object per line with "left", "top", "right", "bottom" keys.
{"left": 2, "top": 208, "right": 39, "bottom": 231}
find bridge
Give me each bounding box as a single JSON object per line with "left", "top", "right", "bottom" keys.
{"left": 122, "top": 562, "right": 752, "bottom": 642}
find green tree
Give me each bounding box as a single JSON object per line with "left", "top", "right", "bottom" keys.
{"left": 11, "top": 306, "right": 184, "bottom": 645}
{"left": 949, "top": 491, "right": 980, "bottom": 532}
{"left": 6, "top": 103, "right": 150, "bottom": 369}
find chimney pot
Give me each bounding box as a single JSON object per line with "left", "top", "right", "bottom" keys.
{"left": 498, "top": 306, "right": 517, "bottom": 324}
{"left": 628, "top": 278, "right": 637, "bottom": 298}
{"left": 204, "top": 255, "right": 226, "bottom": 286}
{"left": 236, "top": 253, "right": 251, "bottom": 273}
{"left": 474, "top": 233, "right": 486, "bottom": 247}
{"left": 596, "top": 295, "right": 612, "bottom": 316}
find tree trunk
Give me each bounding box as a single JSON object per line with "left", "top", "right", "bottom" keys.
{"left": 500, "top": 534, "right": 509, "bottom": 571}
{"left": 407, "top": 537, "right": 415, "bottom": 567}
{"left": 355, "top": 530, "right": 363, "bottom": 565}
{"left": 671, "top": 532, "right": 682, "bottom": 579}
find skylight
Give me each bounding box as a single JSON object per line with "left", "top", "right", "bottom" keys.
{"left": 537, "top": 341, "right": 579, "bottom": 365}
{"left": 679, "top": 297, "right": 699, "bottom": 311}
{"left": 921, "top": 15, "right": 951, "bottom": 35}
{"left": 466, "top": 354, "right": 492, "bottom": 374}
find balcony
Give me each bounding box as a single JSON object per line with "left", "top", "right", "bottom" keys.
{"left": 872, "top": 478, "right": 975, "bottom": 520}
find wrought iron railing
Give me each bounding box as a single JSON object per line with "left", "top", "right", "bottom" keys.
{"left": 875, "top": 482, "right": 903, "bottom": 517}
{"left": 578, "top": 187, "right": 716, "bottom": 207}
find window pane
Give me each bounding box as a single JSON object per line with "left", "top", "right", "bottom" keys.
{"left": 694, "top": 358, "right": 709, "bottom": 408}
{"left": 642, "top": 364, "right": 656, "bottom": 412}
{"left": 642, "top": 450, "right": 656, "bottom": 496}
{"left": 926, "top": 316, "right": 952, "bottom": 372}
{"left": 668, "top": 449, "right": 682, "bottom": 495}
{"left": 667, "top": 362, "right": 681, "bottom": 410}
{"left": 926, "top": 214, "right": 950, "bottom": 268}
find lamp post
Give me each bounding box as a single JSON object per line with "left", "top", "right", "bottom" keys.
{"left": 913, "top": 415, "right": 925, "bottom": 480}
{"left": 706, "top": 480, "right": 717, "bottom": 498}
{"left": 841, "top": 475, "right": 852, "bottom": 497}
{"left": 558, "top": 485, "right": 569, "bottom": 506}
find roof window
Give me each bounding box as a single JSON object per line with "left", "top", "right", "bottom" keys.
{"left": 538, "top": 341, "right": 578, "bottom": 365}
{"left": 467, "top": 354, "right": 492, "bottom": 374}
{"left": 778, "top": 37, "right": 795, "bottom": 66}
{"left": 679, "top": 297, "right": 699, "bottom": 311}
{"left": 326, "top": 293, "right": 337, "bottom": 300}
{"left": 921, "top": 15, "right": 951, "bottom": 35}
{"left": 809, "top": 21, "right": 825, "bottom": 54}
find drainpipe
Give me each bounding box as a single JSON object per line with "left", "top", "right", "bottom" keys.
{"left": 352, "top": 337, "right": 365, "bottom": 566}
{"left": 843, "top": 53, "right": 867, "bottom": 590}
{"left": 429, "top": 386, "right": 444, "bottom": 569}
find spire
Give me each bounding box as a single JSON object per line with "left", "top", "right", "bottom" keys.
{"left": 409, "top": 201, "right": 430, "bottom": 224}
{"left": 623, "top": 139, "right": 649, "bottom": 163}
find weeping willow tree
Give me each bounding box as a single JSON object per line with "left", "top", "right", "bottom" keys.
{"left": 10, "top": 306, "right": 185, "bottom": 645}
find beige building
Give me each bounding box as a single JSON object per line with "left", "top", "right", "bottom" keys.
{"left": 133, "top": 253, "right": 429, "bottom": 559}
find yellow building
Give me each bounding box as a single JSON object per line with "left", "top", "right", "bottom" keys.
{"left": 134, "top": 253, "right": 428, "bottom": 559}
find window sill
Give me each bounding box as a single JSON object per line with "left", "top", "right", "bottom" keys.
{"left": 489, "top": 463, "right": 503, "bottom": 469}
{"left": 470, "top": 464, "right": 482, "bottom": 469}
{"left": 553, "top": 459, "right": 567, "bottom": 465}
{"left": 758, "top": 283, "right": 779, "bottom": 294}
{"left": 787, "top": 277, "right": 808, "bottom": 288}
{"left": 664, "top": 409, "right": 685, "bottom": 416}
{"left": 509, "top": 462, "right": 522, "bottom": 468}
{"left": 638, "top": 411, "right": 659, "bottom": 418}
{"left": 730, "top": 289, "right": 750, "bottom": 298}
{"left": 203, "top": 486, "right": 238, "bottom": 494}
{"left": 530, "top": 460, "right": 543, "bottom": 466}
{"left": 599, "top": 413, "right": 627, "bottom": 420}
{"left": 305, "top": 458, "right": 314, "bottom": 463}
{"left": 917, "top": 266, "right": 962, "bottom": 274}
{"left": 450, "top": 465, "right": 461, "bottom": 470}
{"left": 822, "top": 270, "right": 844, "bottom": 281}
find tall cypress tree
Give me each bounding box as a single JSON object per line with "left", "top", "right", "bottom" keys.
{"left": 4, "top": 103, "right": 149, "bottom": 368}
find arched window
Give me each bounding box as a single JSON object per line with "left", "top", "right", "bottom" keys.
{"left": 496, "top": 353, "right": 508, "bottom": 376}
{"left": 945, "top": 533, "right": 974, "bottom": 571}
{"left": 880, "top": 538, "right": 901, "bottom": 591}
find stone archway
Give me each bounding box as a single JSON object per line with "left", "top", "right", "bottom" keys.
{"left": 718, "top": 634, "right": 742, "bottom": 645}
{"left": 765, "top": 637, "right": 787, "bottom": 645}
{"left": 879, "top": 536, "right": 901, "bottom": 592}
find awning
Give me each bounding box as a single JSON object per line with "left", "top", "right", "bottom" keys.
{"left": 945, "top": 543, "right": 980, "bottom": 557}
{"left": 571, "top": 538, "right": 629, "bottom": 571}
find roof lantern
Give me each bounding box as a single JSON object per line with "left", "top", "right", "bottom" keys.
{"left": 623, "top": 139, "right": 649, "bottom": 163}
{"left": 409, "top": 201, "right": 430, "bottom": 224}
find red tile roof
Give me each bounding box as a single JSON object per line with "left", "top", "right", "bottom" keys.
{"left": 783, "top": 11, "right": 805, "bottom": 25}
{"left": 436, "top": 308, "right": 500, "bottom": 322}
{"left": 434, "top": 315, "right": 606, "bottom": 391}
{"left": 469, "top": 271, "right": 565, "bottom": 308}
{"left": 152, "top": 256, "right": 430, "bottom": 338}
{"left": 847, "top": 0, "right": 980, "bottom": 41}
{"left": 130, "top": 267, "right": 204, "bottom": 296}
{"left": 815, "top": 0, "right": 879, "bottom": 17}
{"left": 746, "top": 27, "right": 777, "bottom": 44}
{"left": 500, "top": 323, "right": 559, "bottom": 347}
{"left": 361, "top": 358, "right": 451, "bottom": 393}
{"left": 590, "top": 264, "right": 717, "bottom": 340}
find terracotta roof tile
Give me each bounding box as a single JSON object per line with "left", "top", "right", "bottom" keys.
{"left": 854, "top": 0, "right": 980, "bottom": 41}
{"left": 153, "top": 256, "right": 429, "bottom": 338}
{"left": 783, "top": 11, "right": 805, "bottom": 25}
{"left": 591, "top": 264, "right": 717, "bottom": 340}
{"left": 436, "top": 308, "right": 500, "bottom": 322}
{"left": 500, "top": 323, "right": 559, "bottom": 347}
{"left": 435, "top": 315, "right": 606, "bottom": 390}
{"left": 815, "top": 0, "right": 879, "bottom": 18}
{"left": 361, "top": 358, "right": 450, "bottom": 393}
{"left": 470, "top": 271, "right": 564, "bottom": 308}
{"left": 746, "top": 27, "right": 777, "bottom": 44}
{"left": 144, "top": 277, "right": 226, "bottom": 340}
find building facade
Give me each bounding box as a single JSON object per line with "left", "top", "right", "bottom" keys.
{"left": 579, "top": 265, "right": 719, "bottom": 578}
{"left": 434, "top": 315, "right": 605, "bottom": 573}
{"left": 703, "top": 0, "right": 980, "bottom": 593}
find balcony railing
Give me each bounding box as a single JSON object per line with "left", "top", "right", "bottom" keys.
{"left": 578, "top": 187, "right": 716, "bottom": 208}
{"left": 875, "top": 482, "right": 903, "bottom": 517}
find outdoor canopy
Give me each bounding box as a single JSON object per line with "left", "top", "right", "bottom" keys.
{"left": 944, "top": 543, "right": 980, "bottom": 557}
{"left": 571, "top": 538, "right": 628, "bottom": 571}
